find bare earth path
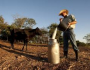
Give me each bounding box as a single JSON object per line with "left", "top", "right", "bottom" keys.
{"left": 0, "top": 40, "right": 90, "bottom": 70}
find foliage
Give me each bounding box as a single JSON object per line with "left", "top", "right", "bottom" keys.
{"left": 21, "top": 18, "right": 36, "bottom": 29}
{"left": 83, "top": 33, "right": 90, "bottom": 44}
{"left": 0, "top": 16, "right": 10, "bottom": 40}
{"left": 0, "top": 16, "right": 4, "bottom": 23}
{"left": 0, "top": 16, "right": 8, "bottom": 31}
{"left": 76, "top": 40, "right": 86, "bottom": 46}
{"left": 11, "top": 17, "right": 36, "bottom": 29}
{"left": 47, "top": 23, "right": 63, "bottom": 43}
{"left": 40, "top": 27, "right": 48, "bottom": 34}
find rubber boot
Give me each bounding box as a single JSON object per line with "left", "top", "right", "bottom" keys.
{"left": 64, "top": 51, "right": 68, "bottom": 58}
{"left": 75, "top": 50, "right": 78, "bottom": 61}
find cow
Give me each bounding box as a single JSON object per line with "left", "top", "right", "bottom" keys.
{"left": 9, "top": 27, "right": 42, "bottom": 50}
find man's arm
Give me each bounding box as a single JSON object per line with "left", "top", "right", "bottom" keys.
{"left": 68, "top": 21, "right": 77, "bottom": 26}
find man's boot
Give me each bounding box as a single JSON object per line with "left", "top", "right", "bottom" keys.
{"left": 64, "top": 51, "right": 68, "bottom": 58}
{"left": 75, "top": 50, "right": 78, "bottom": 61}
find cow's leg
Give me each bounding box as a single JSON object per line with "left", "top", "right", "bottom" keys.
{"left": 11, "top": 43, "right": 14, "bottom": 49}
{"left": 11, "top": 40, "right": 14, "bottom": 49}
{"left": 26, "top": 41, "right": 28, "bottom": 51}
{"left": 22, "top": 40, "right": 25, "bottom": 51}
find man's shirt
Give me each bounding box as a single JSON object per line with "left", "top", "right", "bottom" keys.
{"left": 62, "top": 14, "right": 76, "bottom": 29}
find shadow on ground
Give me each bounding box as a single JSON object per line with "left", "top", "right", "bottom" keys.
{"left": 0, "top": 44, "right": 48, "bottom": 62}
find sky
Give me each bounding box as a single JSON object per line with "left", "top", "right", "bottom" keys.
{"left": 0, "top": 0, "right": 90, "bottom": 43}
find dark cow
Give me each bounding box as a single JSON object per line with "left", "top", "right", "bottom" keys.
{"left": 9, "top": 27, "right": 42, "bottom": 50}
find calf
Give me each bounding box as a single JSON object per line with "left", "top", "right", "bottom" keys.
{"left": 10, "top": 27, "right": 42, "bottom": 50}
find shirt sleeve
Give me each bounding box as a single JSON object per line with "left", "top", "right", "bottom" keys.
{"left": 70, "top": 14, "right": 76, "bottom": 21}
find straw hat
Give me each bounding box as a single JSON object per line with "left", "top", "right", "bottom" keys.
{"left": 59, "top": 9, "right": 68, "bottom": 16}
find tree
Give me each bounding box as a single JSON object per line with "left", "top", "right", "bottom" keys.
{"left": 0, "top": 16, "right": 8, "bottom": 30}
{"left": 47, "top": 23, "right": 63, "bottom": 43}
{"left": 21, "top": 18, "right": 36, "bottom": 29}
{"left": 11, "top": 17, "right": 36, "bottom": 29}
{"left": 0, "top": 16, "right": 9, "bottom": 40}
{"left": 39, "top": 27, "right": 49, "bottom": 44}
{"left": 83, "top": 33, "right": 90, "bottom": 44}
{"left": 76, "top": 40, "right": 86, "bottom": 46}
{"left": 0, "top": 16, "right": 4, "bottom": 24}
{"left": 40, "top": 27, "right": 48, "bottom": 34}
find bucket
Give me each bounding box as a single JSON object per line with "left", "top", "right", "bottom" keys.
{"left": 58, "top": 22, "right": 68, "bottom": 31}
{"left": 48, "top": 39, "right": 60, "bottom": 64}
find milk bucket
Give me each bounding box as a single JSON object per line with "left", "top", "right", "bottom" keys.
{"left": 48, "top": 39, "right": 60, "bottom": 64}
{"left": 58, "top": 22, "right": 68, "bottom": 31}
{"left": 48, "top": 28, "right": 60, "bottom": 64}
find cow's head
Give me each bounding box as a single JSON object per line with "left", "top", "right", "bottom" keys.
{"left": 35, "top": 27, "right": 42, "bottom": 35}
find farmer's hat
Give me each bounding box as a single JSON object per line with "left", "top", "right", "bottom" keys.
{"left": 59, "top": 9, "right": 68, "bottom": 16}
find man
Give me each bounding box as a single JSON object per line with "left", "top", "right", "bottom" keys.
{"left": 58, "top": 9, "right": 79, "bottom": 61}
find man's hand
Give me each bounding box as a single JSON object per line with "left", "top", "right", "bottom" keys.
{"left": 68, "top": 21, "right": 77, "bottom": 27}
{"left": 59, "top": 18, "right": 63, "bottom": 22}
{"left": 68, "top": 22, "right": 71, "bottom": 27}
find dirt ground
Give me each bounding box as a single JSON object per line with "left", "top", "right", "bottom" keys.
{"left": 0, "top": 40, "right": 90, "bottom": 70}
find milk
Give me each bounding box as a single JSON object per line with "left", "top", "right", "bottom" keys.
{"left": 52, "top": 28, "right": 57, "bottom": 39}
